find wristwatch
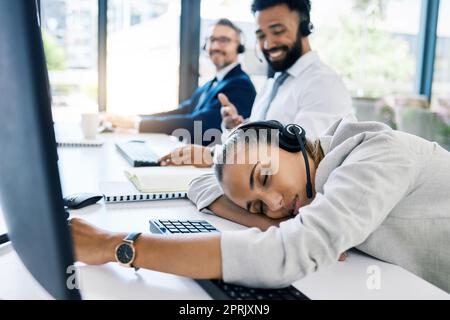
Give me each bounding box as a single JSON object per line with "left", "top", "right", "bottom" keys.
{"left": 115, "top": 232, "right": 142, "bottom": 271}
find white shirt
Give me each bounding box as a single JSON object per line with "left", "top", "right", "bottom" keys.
{"left": 222, "top": 51, "right": 353, "bottom": 140}
{"left": 204, "top": 52, "right": 355, "bottom": 212}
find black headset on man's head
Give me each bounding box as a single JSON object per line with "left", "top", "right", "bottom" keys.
{"left": 236, "top": 120, "right": 313, "bottom": 199}
{"left": 298, "top": 0, "right": 314, "bottom": 37}
{"left": 254, "top": 0, "right": 314, "bottom": 65}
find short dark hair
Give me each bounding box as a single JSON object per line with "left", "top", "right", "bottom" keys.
{"left": 251, "top": 0, "right": 311, "bottom": 19}
{"left": 214, "top": 18, "right": 243, "bottom": 37}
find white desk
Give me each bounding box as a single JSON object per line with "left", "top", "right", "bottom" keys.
{"left": 0, "top": 124, "right": 448, "bottom": 300}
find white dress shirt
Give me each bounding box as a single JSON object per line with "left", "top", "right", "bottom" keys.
{"left": 199, "top": 52, "right": 355, "bottom": 215}
{"left": 222, "top": 51, "right": 353, "bottom": 140}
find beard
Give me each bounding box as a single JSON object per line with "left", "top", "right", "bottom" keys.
{"left": 210, "top": 50, "right": 233, "bottom": 70}
{"left": 263, "top": 31, "right": 303, "bottom": 72}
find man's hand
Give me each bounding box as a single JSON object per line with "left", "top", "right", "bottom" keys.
{"left": 219, "top": 93, "right": 244, "bottom": 130}
{"left": 70, "top": 218, "right": 124, "bottom": 265}
{"left": 102, "top": 113, "right": 138, "bottom": 129}
{"left": 159, "top": 145, "right": 213, "bottom": 168}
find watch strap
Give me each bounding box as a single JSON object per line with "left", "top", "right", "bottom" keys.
{"left": 123, "top": 232, "right": 142, "bottom": 271}
{"left": 124, "top": 232, "right": 142, "bottom": 242}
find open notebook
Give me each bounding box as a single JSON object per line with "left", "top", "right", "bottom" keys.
{"left": 124, "top": 166, "right": 213, "bottom": 193}
{"left": 100, "top": 166, "right": 213, "bottom": 203}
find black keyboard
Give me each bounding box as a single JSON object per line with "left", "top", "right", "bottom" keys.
{"left": 196, "top": 280, "right": 309, "bottom": 300}
{"left": 149, "top": 219, "right": 219, "bottom": 234}
{"left": 115, "top": 140, "right": 160, "bottom": 167}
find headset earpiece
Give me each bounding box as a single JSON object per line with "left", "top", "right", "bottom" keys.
{"left": 299, "top": 20, "right": 314, "bottom": 37}
{"left": 237, "top": 121, "right": 302, "bottom": 152}
{"left": 281, "top": 124, "right": 304, "bottom": 153}
{"left": 237, "top": 43, "right": 245, "bottom": 54}
{"left": 299, "top": 0, "right": 314, "bottom": 37}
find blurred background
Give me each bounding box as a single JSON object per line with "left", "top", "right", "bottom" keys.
{"left": 39, "top": 0, "right": 449, "bottom": 149}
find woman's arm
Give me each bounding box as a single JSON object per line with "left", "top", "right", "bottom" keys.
{"left": 70, "top": 218, "right": 222, "bottom": 279}
{"left": 209, "top": 195, "right": 286, "bottom": 231}
{"left": 188, "top": 174, "right": 286, "bottom": 230}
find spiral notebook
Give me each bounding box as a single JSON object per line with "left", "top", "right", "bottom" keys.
{"left": 100, "top": 181, "right": 188, "bottom": 203}
{"left": 101, "top": 166, "right": 212, "bottom": 203}
{"left": 57, "top": 140, "right": 104, "bottom": 147}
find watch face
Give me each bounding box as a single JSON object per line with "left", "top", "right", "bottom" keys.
{"left": 116, "top": 243, "right": 134, "bottom": 264}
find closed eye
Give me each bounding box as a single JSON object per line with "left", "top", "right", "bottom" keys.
{"left": 262, "top": 174, "right": 269, "bottom": 186}
{"left": 259, "top": 200, "right": 267, "bottom": 215}
{"left": 249, "top": 199, "right": 266, "bottom": 215}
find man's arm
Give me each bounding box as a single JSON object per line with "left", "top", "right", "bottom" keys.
{"left": 142, "top": 98, "right": 195, "bottom": 118}
{"left": 139, "top": 80, "right": 255, "bottom": 141}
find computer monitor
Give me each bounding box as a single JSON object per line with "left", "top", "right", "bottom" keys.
{"left": 0, "top": 1, "right": 81, "bottom": 300}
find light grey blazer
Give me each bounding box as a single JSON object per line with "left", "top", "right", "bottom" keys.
{"left": 187, "top": 119, "right": 450, "bottom": 292}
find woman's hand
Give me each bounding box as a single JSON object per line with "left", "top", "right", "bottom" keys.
{"left": 159, "top": 145, "right": 213, "bottom": 168}
{"left": 70, "top": 218, "right": 124, "bottom": 265}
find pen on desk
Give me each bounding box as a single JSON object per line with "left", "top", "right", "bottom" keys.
{"left": 0, "top": 233, "right": 10, "bottom": 245}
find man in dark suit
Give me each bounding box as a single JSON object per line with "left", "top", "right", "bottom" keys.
{"left": 105, "top": 19, "right": 256, "bottom": 146}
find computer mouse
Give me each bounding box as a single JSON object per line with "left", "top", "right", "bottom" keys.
{"left": 63, "top": 193, "right": 104, "bottom": 210}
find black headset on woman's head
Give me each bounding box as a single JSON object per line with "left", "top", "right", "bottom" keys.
{"left": 235, "top": 120, "right": 313, "bottom": 199}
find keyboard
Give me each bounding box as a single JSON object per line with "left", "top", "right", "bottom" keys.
{"left": 115, "top": 140, "right": 160, "bottom": 167}
{"left": 196, "top": 280, "right": 309, "bottom": 300}
{"left": 149, "top": 219, "right": 219, "bottom": 234}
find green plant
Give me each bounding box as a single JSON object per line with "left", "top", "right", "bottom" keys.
{"left": 42, "top": 32, "right": 67, "bottom": 71}
{"left": 314, "top": 0, "right": 415, "bottom": 98}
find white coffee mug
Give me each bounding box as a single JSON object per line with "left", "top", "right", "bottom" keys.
{"left": 81, "top": 113, "right": 99, "bottom": 140}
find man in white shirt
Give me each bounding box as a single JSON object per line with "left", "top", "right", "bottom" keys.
{"left": 220, "top": 0, "right": 352, "bottom": 138}
{"left": 161, "top": 0, "right": 352, "bottom": 166}
{"left": 162, "top": 0, "right": 354, "bottom": 224}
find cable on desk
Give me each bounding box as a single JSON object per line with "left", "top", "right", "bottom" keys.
{"left": 0, "top": 233, "right": 9, "bottom": 245}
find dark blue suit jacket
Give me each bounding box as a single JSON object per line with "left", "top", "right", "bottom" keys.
{"left": 139, "top": 64, "right": 256, "bottom": 146}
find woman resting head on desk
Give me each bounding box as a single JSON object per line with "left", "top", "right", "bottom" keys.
{"left": 70, "top": 119, "right": 450, "bottom": 292}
